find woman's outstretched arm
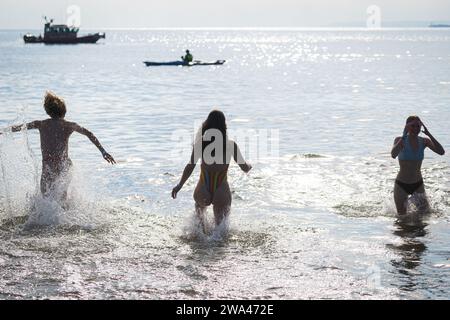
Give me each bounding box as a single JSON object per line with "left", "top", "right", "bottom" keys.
{"left": 71, "top": 122, "right": 116, "bottom": 164}
{"left": 172, "top": 148, "right": 200, "bottom": 199}
{"left": 233, "top": 141, "right": 252, "bottom": 173}
{"left": 2, "top": 120, "right": 41, "bottom": 133}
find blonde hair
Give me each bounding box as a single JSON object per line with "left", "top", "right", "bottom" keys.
{"left": 44, "top": 91, "right": 66, "bottom": 118}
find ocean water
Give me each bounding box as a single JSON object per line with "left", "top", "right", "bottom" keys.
{"left": 0, "top": 28, "right": 449, "bottom": 299}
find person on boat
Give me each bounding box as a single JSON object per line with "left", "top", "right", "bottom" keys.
{"left": 181, "top": 50, "right": 193, "bottom": 64}
{"left": 391, "top": 116, "right": 445, "bottom": 214}
{"left": 171, "top": 110, "right": 252, "bottom": 228}
{"left": 0, "top": 91, "right": 115, "bottom": 203}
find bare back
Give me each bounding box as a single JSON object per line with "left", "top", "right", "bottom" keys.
{"left": 199, "top": 139, "right": 236, "bottom": 175}
{"left": 38, "top": 119, "right": 75, "bottom": 163}
{"left": 19, "top": 117, "right": 114, "bottom": 199}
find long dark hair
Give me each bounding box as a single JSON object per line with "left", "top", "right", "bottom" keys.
{"left": 201, "top": 110, "right": 227, "bottom": 162}
{"left": 406, "top": 115, "right": 419, "bottom": 124}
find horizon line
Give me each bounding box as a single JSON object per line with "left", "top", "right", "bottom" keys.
{"left": 1, "top": 26, "right": 449, "bottom": 31}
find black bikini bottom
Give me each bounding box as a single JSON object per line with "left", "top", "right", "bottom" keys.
{"left": 395, "top": 179, "right": 424, "bottom": 195}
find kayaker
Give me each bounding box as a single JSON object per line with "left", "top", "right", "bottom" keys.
{"left": 181, "top": 50, "right": 193, "bottom": 64}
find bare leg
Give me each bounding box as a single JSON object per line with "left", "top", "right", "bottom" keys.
{"left": 40, "top": 160, "right": 72, "bottom": 206}
{"left": 412, "top": 184, "right": 430, "bottom": 214}
{"left": 213, "top": 205, "right": 230, "bottom": 226}
{"left": 40, "top": 167, "right": 53, "bottom": 198}
{"left": 194, "top": 182, "right": 212, "bottom": 233}
{"left": 394, "top": 182, "right": 409, "bottom": 215}
{"left": 58, "top": 161, "right": 73, "bottom": 207}
{"left": 40, "top": 175, "right": 48, "bottom": 197}
{"left": 212, "top": 181, "right": 232, "bottom": 226}
{"left": 195, "top": 203, "right": 207, "bottom": 233}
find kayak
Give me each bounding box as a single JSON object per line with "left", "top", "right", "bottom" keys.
{"left": 190, "top": 60, "right": 226, "bottom": 66}
{"left": 143, "top": 60, "right": 225, "bottom": 67}
{"left": 144, "top": 61, "right": 184, "bottom": 66}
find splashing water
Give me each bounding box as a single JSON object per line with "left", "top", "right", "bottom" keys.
{"left": 0, "top": 115, "right": 38, "bottom": 218}
{"left": 0, "top": 119, "right": 105, "bottom": 230}
{"left": 181, "top": 207, "right": 231, "bottom": 243}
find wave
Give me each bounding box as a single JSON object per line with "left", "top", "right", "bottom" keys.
{"left": 289, "top": 153, "right": 327, "bottom": 160}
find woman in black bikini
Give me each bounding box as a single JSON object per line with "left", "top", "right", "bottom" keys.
{"left": 171, "top": 110, "right": 252, "bottom": 227}
{"left": 391, "top": 116, "right": 445, "bottom": 214}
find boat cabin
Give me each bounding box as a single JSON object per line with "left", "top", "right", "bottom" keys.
{"left": 44, "top": 20, "right": 79, "bottom": 41}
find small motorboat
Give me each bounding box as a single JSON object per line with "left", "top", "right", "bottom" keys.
{"left": 23, "top": 34, "right": 43, "bottom": 43}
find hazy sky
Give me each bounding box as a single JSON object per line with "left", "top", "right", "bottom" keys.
{"left": 0, "top": 0, "right": 449, "bottom": 29}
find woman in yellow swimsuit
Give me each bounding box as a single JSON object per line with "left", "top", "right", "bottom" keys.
{"left": 172, "top": 110, "right": 252, "bottom": 226}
